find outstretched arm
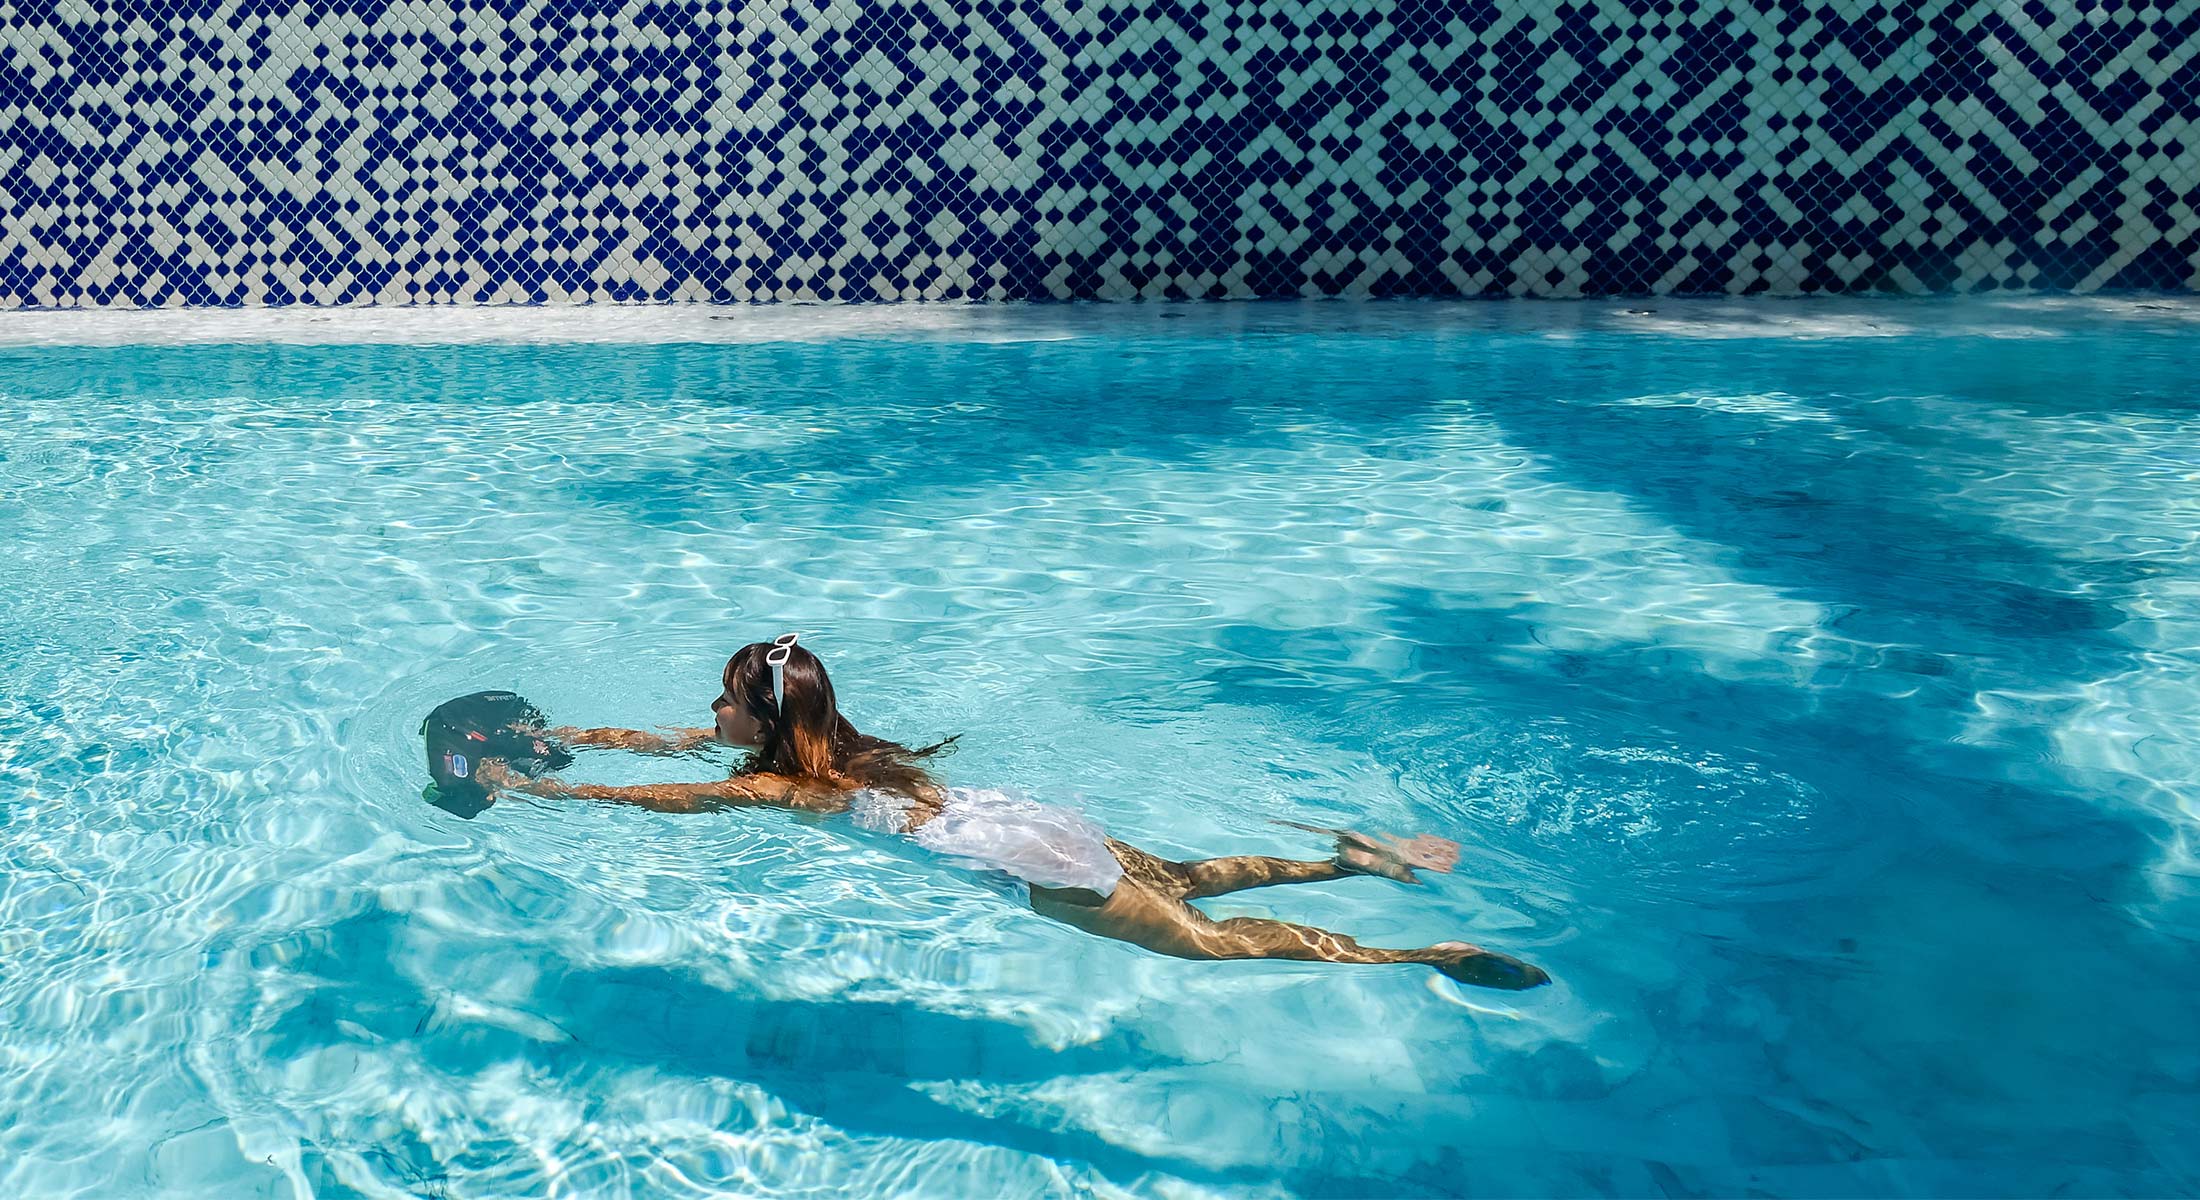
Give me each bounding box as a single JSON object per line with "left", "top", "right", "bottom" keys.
{"left": 476, "top": 759, "right": 843, "bottom": 816}
{"left": 548, "top": 726, "right": 718, "bottom": 756}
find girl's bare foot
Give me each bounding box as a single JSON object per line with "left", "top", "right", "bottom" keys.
{"left": 1275, "top": 820, "right": 1462, "bottom": 885}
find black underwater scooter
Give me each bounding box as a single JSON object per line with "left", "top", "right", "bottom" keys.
{"left": 418, "top": 690, "right": 574, "bottom": 817}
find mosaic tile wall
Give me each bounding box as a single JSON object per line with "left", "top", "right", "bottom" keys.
{"left": 1, "top": 0, "right": 2195, "bottom": 306}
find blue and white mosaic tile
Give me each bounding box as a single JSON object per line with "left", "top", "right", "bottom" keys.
{"left": 1, "top": 0, "right": 2195, "bottom": 305}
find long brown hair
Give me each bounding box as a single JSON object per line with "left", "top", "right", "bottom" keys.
{"left": 723, "top": 641, "right": 956, "bottom": 795}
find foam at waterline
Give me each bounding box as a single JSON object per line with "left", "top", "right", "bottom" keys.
{"left": 3, "top": 295, "right": 2198, "bottom": 348}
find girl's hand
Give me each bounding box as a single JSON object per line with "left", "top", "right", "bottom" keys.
{"left": 472, "top": 758, "right": 558, "bottom": 795}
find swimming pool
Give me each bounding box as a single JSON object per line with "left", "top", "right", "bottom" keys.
{"left": 2, "top": 298, "right": 2196, "bottom": 1196}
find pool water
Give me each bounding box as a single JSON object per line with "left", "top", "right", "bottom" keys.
{"left": 2, "top": 300, "right": 2197, "bottom": 1197}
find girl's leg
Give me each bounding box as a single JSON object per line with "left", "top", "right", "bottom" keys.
{"left": 1029, "top": 878, "right": 1548, "bottom": 990}
{"left": 1101, "top": 837, "right": 1351, "bottom": 899}
{"left": 1102, "top": 836, "right": 1446, "bottom": 899}
{"left": 1178, "top": 855, "right": 1349, "bottom": 898}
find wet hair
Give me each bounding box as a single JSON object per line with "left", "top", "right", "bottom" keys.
{"left": 722, "top": 641, "right": 956, "bottom": 796}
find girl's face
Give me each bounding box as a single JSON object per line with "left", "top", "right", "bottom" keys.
{"left": 713, "top": 686, "right": 765, "bottom": 747}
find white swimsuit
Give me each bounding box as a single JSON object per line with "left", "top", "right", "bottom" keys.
{"left": 852, "top": 787, "right": 1125, "bottom": 898}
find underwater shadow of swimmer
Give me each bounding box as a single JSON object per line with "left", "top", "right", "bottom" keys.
{"left": 245, "top": 907, "right": 1271, "bottom": 1189}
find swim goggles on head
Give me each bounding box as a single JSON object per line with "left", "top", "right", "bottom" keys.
{"left": 766, "top": 632, "right": 800, "bottom": 713}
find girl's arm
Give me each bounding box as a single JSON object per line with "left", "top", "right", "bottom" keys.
{"left": 476, "top": 760, "right": 843, "bottom": 815}
{"left": 547, "top": 726, "right": 719, "bottom": 755}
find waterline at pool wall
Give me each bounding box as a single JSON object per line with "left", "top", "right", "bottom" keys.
{"left": 2, "top": 0, "right": 2194, "bottom": 306}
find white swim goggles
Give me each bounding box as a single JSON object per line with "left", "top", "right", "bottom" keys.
{"left": 766, "top": 632, "right": 801, "bottom": 714}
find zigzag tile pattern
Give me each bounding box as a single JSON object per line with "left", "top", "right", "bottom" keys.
{"left": 1, "top": 0, "right": 2195, "bottom": 305}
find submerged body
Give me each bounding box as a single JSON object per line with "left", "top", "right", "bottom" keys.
{"left": 458, "top": 639, "right": 1550, "bottom": 992}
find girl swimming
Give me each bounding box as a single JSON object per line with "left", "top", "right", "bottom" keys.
{"left": 473, "top": 635, "right": 1550, "bottom": 991}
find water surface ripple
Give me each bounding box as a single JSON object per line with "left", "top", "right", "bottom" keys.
{"left": 2, "top": 302, "right": 2196, "bottom": 1197}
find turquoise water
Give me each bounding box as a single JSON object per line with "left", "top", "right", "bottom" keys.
{"left": 3, "top": 301, "right": 2198, "bottom": 1197}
